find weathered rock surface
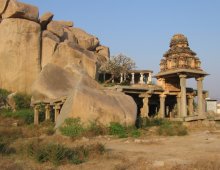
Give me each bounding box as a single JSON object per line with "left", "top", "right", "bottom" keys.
{"left": 47, "top": 21, "right": 64, "bottom": 38}
{"left": 51, "top": 42, "right": 98, "bottom": 79}
{"left": 61, "top": 27, "right": 78, "bottom": 43}
{"left": 56, "top": 20, "right": 73, "bottom": 27}
{"left": 2, "top": 0, "right": 39, "bottom": 22}
{"left": 71, "top": 28, "right": 99, "bottom": 51}
{"left": 42, "top": 30, "right": 60, "bottom": 43}
{"left": 31, "top": 63, "right": 100, "bottom": 101}
{"left": 96, "top": 45, "right": 110, "bottom": 62}
{"left": 41, "top": 37, "right": 58, "bottom": 68}
{"left": 0, "top": 0, "right": 9, "bottom": 15}
{"left": 40, "top": 12, "right": 53, "bottom": 29}
{"left": 31, "top": 63, "right": 137, "bottom": 127}
{"left": 55, "top": 80, "right": 137, "bottom": 127}
{"left": 0, "top": 18, "right": 41, "bottom": 93}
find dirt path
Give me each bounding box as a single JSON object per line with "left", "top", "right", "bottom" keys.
{"left": 67, "top": 130, "right": 220, "bottom": 170}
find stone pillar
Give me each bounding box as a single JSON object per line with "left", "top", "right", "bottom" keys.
{"left": 103, "top": 73, "right": 106, "bottom": 82}
{"left": 123, "top": 73, "right": 126, "bottom": 81}
{"left": 179, "top": 74, "right": 187, "bottom": 117}
{"left": 34, "top": 105, "right": 40, "bottom": 125}
{"left": 140, "top": 94, "right": 151, "bottom": 118}
{"left": 120, "top": 73, "right": 123, "bottom": 83}
{"left": 139, "top": 73, "right": 144, "bottom": 84}
{"left": 54, "top": 103, "right": 61, "bottom": 122}
{"left": 147, "top": 72, "right": 152, "bottom": 84}
{"left": 188, "top": 95, "right": 194, "bottom": 116}
{"left": 131, "top": 73, "right": 135, "bottom": 84}
{"left": 196, "top": 77, "right": 204, "bottom": 115}
{"left": 45, "top": 104, "right": 51, "bottom": 120}
{"left": 176, "top": 94, "right": 181, "bottom": 117}
{"left": 159, "top": 94, "right": 166, "bottom": 118}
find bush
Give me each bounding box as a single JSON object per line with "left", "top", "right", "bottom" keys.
{"left": 130, "top": 128, "right": 141, "bottom": 138}
{"left": 85, "top": 121, "right": 107, "bottom": 137}
{"left": 59, "top": 118, "right": 84, "bottom": 138}
{"left": 157, "top": 121, "right": 188, "bottom": 136}
{"left": 0, "top": 89, "right": 10, "bottom": 106}
{"left": 13, "top": 93, "right": 31, "bottom": 109}
{"left": 109, "top": 122, "right": 128, "bottom": 138}
{"left": 0, "top": 108, "right": 34, "bottom": 124}
{"left": 27, "top": 140, "right": 105, "bottom": 165}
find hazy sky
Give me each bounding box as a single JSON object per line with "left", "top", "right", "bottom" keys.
{"left": 22, "top": 0, "right": 220, "bottom": 99}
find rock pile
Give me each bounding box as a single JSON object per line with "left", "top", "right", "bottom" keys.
{"left": 0, "top": 0, "right": 137, "bottom": 126}
{"left": 0, "top": 0, "right": 110, "bottom": 93}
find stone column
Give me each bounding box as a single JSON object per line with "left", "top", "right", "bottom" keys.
{"left": 196, "top": 77, "right": 204, "bottom": 115}
{"left": 139, "top": 73, "right": 144, "bottom": 84}
{"left": 179, "top": 74, "right": 187, "bottom": 117}
{"left": 54, "top": 103, "right": 61, "bottom": 122}
{"left": 34, "top": 105, "right": 40, "bottom": 125}
{"left": 103, "top": 73, "right": 106, "bottom": 82}
{"left": 120, "top": 73, "right": 123, "bottom": 83}
{"left": 176, "top": 93, "right": 181, "bottom": 117}
{"left": 130, "top": 73, "right": 135, "bottom": 84}
{"left": 140, "top": 94, "right": 151, "bottom": 118}
{"left": 147, "top": 72, "right": 152, "bottom": 84}
{"left": 159, "top": 94, "right": 166, "bottom": 118}
{"left": 188, "top": 95, "right": 194, "bottom": 116}
{"left": 45, "top": 104, "right": 51, "bottom": 120}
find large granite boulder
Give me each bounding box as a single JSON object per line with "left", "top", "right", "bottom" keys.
{"left": 41, "top": 37, "right": 58, "bottom": 68}
{"left": 31, "top": 63, "right": 137, "bottom": 127}
{"left": 0, "top": 0, "right": 9, "bottom": 15}
{"left": 71, "top": 28, "right": 99, "bottom": 51}
{"left": 39, "top": 12, "right": 54, "bottom": 30}
{"left": 47, "top": 21, "right": 64, "bottom": 38}
{"left": 0, "top": 18, "right": 41, "bottom": 93}
{"left": 31, "top": 64, "right": 99, "bottom": 101}
{"left": 51, "top": 42, "right": 98, "bottom": 79}
{"left": 2, "top": 0, "right": 39, "bottom": 22}
{"left": 56, "top": 86, "right": 137, "bottom": 127}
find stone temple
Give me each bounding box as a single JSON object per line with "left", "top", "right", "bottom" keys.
{"left": 117, "top": 34, "right": 209, "bottom": 122}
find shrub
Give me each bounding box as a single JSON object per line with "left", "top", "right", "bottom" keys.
{"left": 59, "top": 118, "right": 84, "bottom": 138}
{"left": 13, "top": 93, "right": 31, "bottom": 109}
{"left": 109, "top": 122, "right": 128, "bottom": 138}
{"left": 85, "top": 121, "right": 107, "bottom": 137}
{"left": 157, "top": 121, "right": 188, "bottom": 136}
{"left": 0, "top": 108, "right": 34, "bottom": 124}
{"left": 0, "top": 140, "right": 16, "bottom": 155}
{"left": 27, "top": 139, "right": 105, "bottom": 165}
{"left": 130, "top": 128, "right": 141, "bottom": 138}
{"left": 0, "top": 89, "right": 10, "bottom": 106}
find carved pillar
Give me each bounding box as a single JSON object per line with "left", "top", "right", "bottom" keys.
{"left": 140, "top": 94, "right": 151, "bottom": 118}
{"left": 147, "top": 72, "right": 152, "bottom": 84}
{"left": 196, "top": 77, "right": 204, "bottom": 115}
{"left": 188, "top": 95, "right": 194, "bottom": 116}
{"left": 176, "top": 93, "right": 181, "bottom": 117}
{"left": 139, "top": 73, "right": 144, "bottom": 84}
{"left": 120, "top": 73, "right": 123, "bottom": 83}
{"left": 34, "top": 105, "right": 40, "bottom": 125}
{"left": 179, "top": 74, "right": 187, "bottom": 117}
{"left": 54, "top": 103, "right": 61, "bottom": 122}
{"left": 131, "top": 73, "right": 135, "bottom": 84}
{"left": 45, "top": 104, "right": 51, "bottom": 120}
{"left": 159, "top": 94, "right": 166, "bottom": 118}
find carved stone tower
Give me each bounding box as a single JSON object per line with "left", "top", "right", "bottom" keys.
{"left": 155, "top": 34, "right": 208, "bottom": 117}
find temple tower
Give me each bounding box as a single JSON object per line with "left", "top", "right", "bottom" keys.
{"left": 155, "top": 34, "right": 208, "bottom": 117}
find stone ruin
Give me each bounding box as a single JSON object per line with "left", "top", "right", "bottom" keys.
{"left": 0, "top": 0, "right": 137, "bottom": 127}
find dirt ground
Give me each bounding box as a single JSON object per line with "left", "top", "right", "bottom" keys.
{"left": 1, "top": 121, "right": 220, "bottom": 170}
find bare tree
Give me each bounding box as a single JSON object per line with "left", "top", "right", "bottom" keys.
{"left": 99, "top": 53, "right": 136, "bottom": 83}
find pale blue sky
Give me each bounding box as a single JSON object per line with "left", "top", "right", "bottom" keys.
{"left": 22, "top": 0, "right": 220, "bottom": 99}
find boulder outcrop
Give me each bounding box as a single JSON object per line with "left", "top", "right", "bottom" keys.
{"left": 2, "top": 0, "right": 39, "bottom": 22}
{"left": 0, "top": 18, "right": 41, "bottom": 93}
{"left": 31, "top": 63, "right": 137, "bottom": 126}
{"left": 71, "top": 28, "right": 100, "bottom": 51}
{"left": 0, "top": 0, "right": 136, "bottom": 127}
